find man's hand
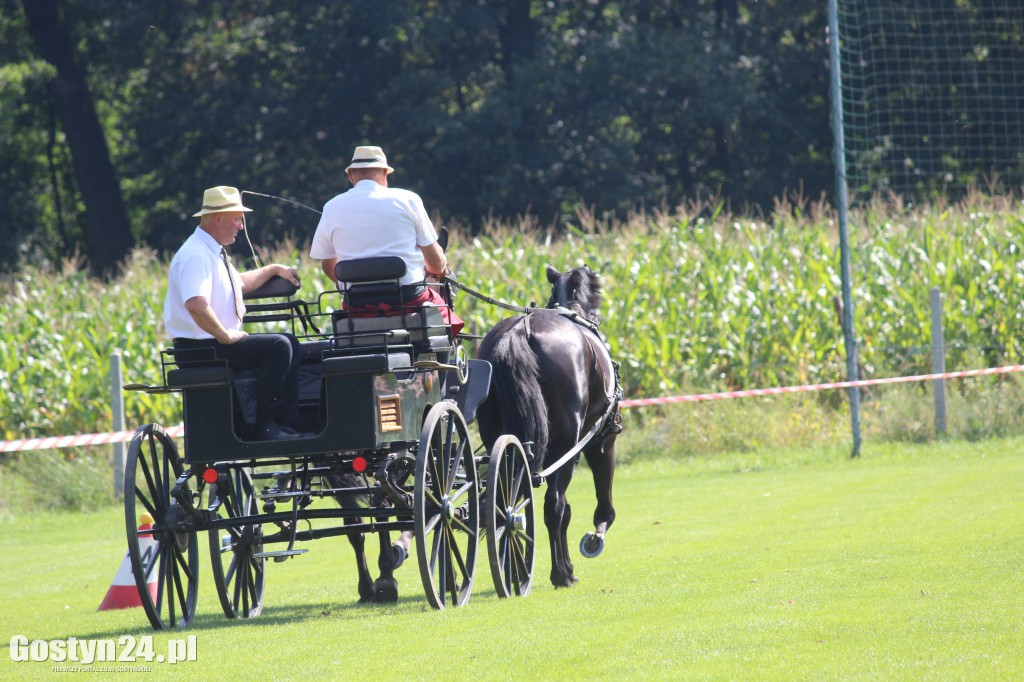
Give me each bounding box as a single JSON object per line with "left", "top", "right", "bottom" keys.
{"left": 241, "top": 263, "right": 302, "bottom": 292}
{"left": 218, "top": 328, "right": 248, "bottom": 344}
{"left": 274, "top": 264, "right": 301, "bottom": 287}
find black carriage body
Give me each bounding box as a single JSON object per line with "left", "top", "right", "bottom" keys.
{"left": 169, "top": 346, "right": 439, "bottom": 464}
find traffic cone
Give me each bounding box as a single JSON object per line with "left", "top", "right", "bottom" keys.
{"left": 98, "top": 513, "right": 159, "bottom": 611}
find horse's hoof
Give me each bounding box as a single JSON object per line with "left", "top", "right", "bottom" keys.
{"left": 357, "top": 579, "right": 375, "bottom": 603}
{"left": 391, "top": 542, "right": 407, "bottom": 569}
{"left": 580, "top": 532, "right": 604, "bottom": 558}
{"left": 373, "top": 579, "right": 399, "bottom": 603}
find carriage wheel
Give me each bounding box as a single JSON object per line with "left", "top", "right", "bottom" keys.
{"left": 208, "top": 465, "right": 265, "bottom": 619}
{"left": 414, "top": 402, "right": 479, "bottom": 609}
{"left": 124, "top": 424, "right": 199, "bottom": 630}
{"left": 485, "top": 435, "right": 536, "bottom": 598}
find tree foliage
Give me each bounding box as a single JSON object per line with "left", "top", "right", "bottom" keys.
{"left": 2, "top": 0, "right": 838, "bottom": 271}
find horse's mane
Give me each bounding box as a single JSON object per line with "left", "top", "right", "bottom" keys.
{"left": 548, "top": 265, "right": 603, "bottom": 324}
{"left": 570, "top": 267, "right": 602, "bottom": 320}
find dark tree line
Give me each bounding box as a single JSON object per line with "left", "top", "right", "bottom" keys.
{"left": 6, "top": 1, "right": 1011, "bottom": 275}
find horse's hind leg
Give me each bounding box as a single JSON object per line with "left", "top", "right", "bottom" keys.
{"left": 346, "top": 523, "right": 375, "bottom": 603}
{"left": 581, "top": 434, "right": 617, "bottom": 558}
{"left": 372, "top": 523, "right": 413, "bottom": 603}
{"left": 326, "top": 470, "right": 374, "bottom": 602}
{"left": 545, "top": 469, "right": 578, "bottom": 587}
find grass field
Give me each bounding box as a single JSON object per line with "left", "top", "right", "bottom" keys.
{"left": 1, "top": 438, "right": 1021, "bottom": 680}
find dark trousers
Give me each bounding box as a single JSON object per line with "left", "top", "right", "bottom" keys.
{"left": 173, "top": 333, "right": 301, "bottom": 429}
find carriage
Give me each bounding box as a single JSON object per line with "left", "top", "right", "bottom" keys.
{"left": 123, "top": 257, "right": 538, "bottom": 629}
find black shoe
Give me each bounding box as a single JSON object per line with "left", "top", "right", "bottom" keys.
{"left": 255, "top": 423, "right": 312, "bottom": 441}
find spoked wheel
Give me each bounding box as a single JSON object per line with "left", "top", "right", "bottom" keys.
{"left": 124, "top": 424, "right": 199, "bottom": 630}
{"left": 485, "top": 435, "right": 536, "bottom": 598}
{"left": 208, "top": 465, "right": 265, "bottom": 618}
{"left": 414, "top": 401, "right": 480, "bottom": 609}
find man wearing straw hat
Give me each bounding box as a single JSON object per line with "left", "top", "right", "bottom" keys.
{"left": 164, "top": 185, "right": 309, "bottom": 441}
{"left": 309, "top": 145, "right": 463, "bottom": 334}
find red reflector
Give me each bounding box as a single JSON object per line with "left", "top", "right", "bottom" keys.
{"left": 203, "top": 468, "right": 219, "bottom": 484}
{"left": 352, "top": 457, "right": 368, "bottom": 473}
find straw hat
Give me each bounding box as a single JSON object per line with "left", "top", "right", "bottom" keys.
{"left": 192, "top": 186, "right": 253, "bottom": 217}
{"left": 345, "top": 145, "right": 395, "bottom": 174}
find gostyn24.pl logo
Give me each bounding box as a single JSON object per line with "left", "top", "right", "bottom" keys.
{"left": 10, "top": 635, "right": 197, "bottom": 665}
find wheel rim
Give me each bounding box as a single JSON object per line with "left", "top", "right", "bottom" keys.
{"left": 454, "top": 345, "right": 470, "bottom": 384}
{"left": 208, "top": 465, "right": 265, "bottom": 619}
{"left": 414, "top": 402, "right": 479, "bottom": 609}
{"left": 485, "top": 435, "right": 536, "bottom": 598}
{"left": 124, "top": 424, "right": 199, "bottom": 629}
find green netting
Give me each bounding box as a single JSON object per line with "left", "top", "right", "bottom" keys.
{"left": 837, "top": 1, "right": 1024, "bottom": 200}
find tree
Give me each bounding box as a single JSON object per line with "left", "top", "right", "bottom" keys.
{"left": 20, "top": 0, "right": 133, "bottom": 276}
{"left": 1, "top": 0, "right": 844, "bottom": 269}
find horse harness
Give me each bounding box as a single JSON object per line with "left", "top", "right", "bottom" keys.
{"left": 506, "top": 304, "right": 624, "bottom": 482}
{"left": 443, "top": 274, "right": 623, "bottom": 480}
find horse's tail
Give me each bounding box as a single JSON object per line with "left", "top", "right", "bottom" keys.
{"left": 489, "top": 324, "right": 549, "bottom": 465}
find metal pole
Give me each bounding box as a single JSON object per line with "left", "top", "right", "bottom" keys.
{"left": 829, "top": 0, "right": 862, "bottom": 457}
{"left": 110, "top": 351, "right": 125, "bottom": 499}
{"left": 930, "top": 288, "right": 947, "bottom": 435}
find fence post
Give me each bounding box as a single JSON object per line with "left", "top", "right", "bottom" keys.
{"left": 829, "top": 0, "right": 862, "bottom": 457}
{"left": 111, "top": 351, "right": 125, "bottom": 499}
{"left": 930, "top": 288, "right": 947, "bottom": 436}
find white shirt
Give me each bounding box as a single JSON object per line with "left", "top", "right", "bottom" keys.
{"left": 309, "top": 179, "right": 438, "bottom": 285}
{"left": 164, "top": 227, "right": 244, "bottom": 339}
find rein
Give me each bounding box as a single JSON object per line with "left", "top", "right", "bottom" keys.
{"left": 442, "top": 274, "right": 622, "bottom": 482}
{"left": 533, "top": 389, "right": 621, "bottom": 483}
{"left": 442, "top": 275, "right": 602, "bottom": 335}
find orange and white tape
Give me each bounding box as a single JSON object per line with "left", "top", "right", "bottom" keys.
{"left": 619, "top": 364, "right": 1024, "bottom": 408}
{"left": 0, "top": 425, "right": 184, "bottom": 454}
{"left": 3, "top": 364, "right": 1023, "bottom": 453}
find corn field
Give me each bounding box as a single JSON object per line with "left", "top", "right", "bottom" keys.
{"left": 2, "top": 192, "right": 1023, "bottom": 442}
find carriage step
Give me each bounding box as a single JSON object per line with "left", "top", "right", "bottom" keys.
{"left": 253, "top": 549, "right": 308, "bottom": 559}
{"left": 259, "top": 491, "right": 311, "bottom": 500}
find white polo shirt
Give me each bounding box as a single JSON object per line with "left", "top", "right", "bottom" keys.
{"left": 309, "top": 179, "right": 438, "bottom": 285}
{"left": 164, "top": 227, "right": 243, "bottom": 339}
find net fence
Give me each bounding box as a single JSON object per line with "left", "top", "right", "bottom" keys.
{"left": 837, "top": 1, "right": 1024, "bottom": 200}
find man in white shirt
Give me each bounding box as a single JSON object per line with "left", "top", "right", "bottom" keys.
{"left": 164, "top": 185, "right": 308, "bottom": 441}
{"left": 309, "top": 145, "right": 463, "bottom": 334}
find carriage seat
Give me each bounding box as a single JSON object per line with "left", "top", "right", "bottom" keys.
{"left": 331, "top": 256, "right": 451, "bottom": 353}
{"left": 334, "top": 256, "right": 424, "bottom": 309}
{"left": 163, "top": 347, "right": 260, "bottom": 427}
{"left": 165, "top": 364, "right": 234, "bottom": 388}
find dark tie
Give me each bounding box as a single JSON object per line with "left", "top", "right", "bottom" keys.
{"left": 220, "top": 248, "right": 246, "bottom": 322}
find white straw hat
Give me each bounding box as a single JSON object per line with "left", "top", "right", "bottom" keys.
{"left": 345, "top": 145, "right": 395, "bottom": 174}
{"left": 192, "top": 186, "right": 253, "bottom": 217}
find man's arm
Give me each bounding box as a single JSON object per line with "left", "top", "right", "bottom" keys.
{"left": 319, "top": 256, "right": 339, "bottom": 283}
{"left": 184, "top": 296, "right": 246, "bottom": 344}
{"left": 239, "top": 263, "right": 301, "bottom": 293}
{"left": 420, "top": 242, "right": 448, "bottom": 278}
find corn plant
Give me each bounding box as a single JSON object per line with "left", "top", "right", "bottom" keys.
{"left": 2, "top": 193, "right": 1024, "bottom": 441}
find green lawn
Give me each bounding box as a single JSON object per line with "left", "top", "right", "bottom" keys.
{"left": 1, "top": 439, "right": 1021, "bottom": 680}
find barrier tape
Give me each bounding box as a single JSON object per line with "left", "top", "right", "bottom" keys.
{"left": 3, "top": 364, "right": 1023, "bottom": 453}
{"left": 619, "top": 364, "right": 1024, "bottom": 408}
{"left": 0, "top": 425, "right": 184, "bottom": 454}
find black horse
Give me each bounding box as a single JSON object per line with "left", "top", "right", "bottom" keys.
{"left": 476, "top": 264, "right": 621, "bottom": 587}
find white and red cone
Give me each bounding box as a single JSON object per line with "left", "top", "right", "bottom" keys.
{"left": 98, "top": 513, "right": 159, "bottom": 611}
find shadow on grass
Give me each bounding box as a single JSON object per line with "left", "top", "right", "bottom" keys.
{"left": 74, "top": 591, "right": 479, "bottom": 639}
